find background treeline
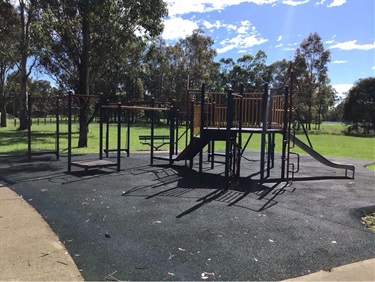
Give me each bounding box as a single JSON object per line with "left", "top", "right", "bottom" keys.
{"left": 0, "top": 1, "right": 373, "bottom": 144}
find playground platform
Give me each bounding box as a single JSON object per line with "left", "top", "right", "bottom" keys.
{"left": 0, "top": 152, "right": 374, "bottom": 281}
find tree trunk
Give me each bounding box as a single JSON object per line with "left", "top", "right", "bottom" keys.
{"left": 0, "top": 67, "right": 6, "bottom": 127}
{"left": 18, "top": 53, "right": 28, "bottom": 130}
{"left": 0, "top": 83, "right": 6, "bottom": 127}
{"left": 77, "top": 5, "right": 90, "bottom": 148}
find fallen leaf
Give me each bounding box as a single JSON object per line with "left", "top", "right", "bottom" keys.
{"left": 168, "top": 272, "right": 175, "bottom": 276}
{"left": 178, "top": 247, "right": 186, "bottom": 252}
{"left": 201, "top": 272, "right": 215, "bottom": 279}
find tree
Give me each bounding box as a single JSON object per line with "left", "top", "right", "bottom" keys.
{"left": 293, "top": 32, "right": 331, "bottom": 129}
{"left": 180, "top": 28, "right": 217, "bottom": 90}
{"left": 0, "top": 0, "right": 20, "bottom": 127}
{"left": 342, "top": 77, "right": 375, "bottom": 134}
{"left": 39, "top": 0, "right": 168, "bottom": 147}
{"left": 314, "top": 84, "right": 335, "bottom": 128}
{"left": 15, "top": 0, "right": 41, "bottom": 130}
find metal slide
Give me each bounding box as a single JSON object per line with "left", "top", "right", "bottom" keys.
{"left": 289, "top": 133, "right": 355, "bottom": 178}
{"left": 174, "top": 137, "right": 209, "bottom": 161}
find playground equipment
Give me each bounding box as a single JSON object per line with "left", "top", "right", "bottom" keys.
{"left": 67, "top": 93, "right": 121, "bottom": 172}
{"left": 166, "top": 80, "right": 355, "bottom": 185}
{"left": 27, "top": 94, "right": 60, "bottom": 160}
{"left": 172, "top": 83, "right": 288, "bottom": 185}
{"left": 64, "top": 76, "right": 355, "bottom": 181}
{"left": 102, "top": 99, "right": 180, "bottom": 165}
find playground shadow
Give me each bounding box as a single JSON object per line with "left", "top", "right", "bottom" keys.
{"left": 124, "top": 163, "right": 291, "bottom": 217}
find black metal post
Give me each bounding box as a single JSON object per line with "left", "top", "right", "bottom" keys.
{"left": 105, "top": 100, "right": 110, "bottom": 158}
{"left": 126, "top": 109, "right": 130, "bottom": 157}
{"left": 189, "top": 100, "right": 195, "bottom": 169}
{"left": 150, "top": 97, "right": 155, "bottom": 165}
{"left": 117, "top": 102, "right": 121, "bottom": 172}
{"left": 225, "top": 88, "right": 234, "bottom": 186}
{"left": 281, "top": 87, "right": 289, "bottom": 180}
{"left": 56, "top": 95, "right": 60, "bottom": 160}
{"left": 237, "top": 84, "right": 244, "bottom": 178}
{"left": 99, "top": 95, "right": 104, "bottom": 160}
{"left": 260, "top": 83, "right": 268, "bottom": 182}
{"left": 175, "top": 109, "right": 179, "bottom": 155}
{"left": 199, "top": 83, "right": 205, "bottom": 176}
{"left": 169, "top": 106, "right": 175, "bottom": 165}
{"left": 67, "top": 92, "right": 72, "bottom": 172}
{"left": 27, "top": 94, "right": 32, "bottom": 161}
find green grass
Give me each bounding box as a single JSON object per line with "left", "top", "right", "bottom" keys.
{"left": 1, "top": 119, "right": 374, "bottom": 164}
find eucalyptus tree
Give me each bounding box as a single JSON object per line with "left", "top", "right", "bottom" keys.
{"left": 343, "top": 77, "right": 375, "bottom": 134}
{"left": 4, "top": 0, "right": 41, "bottom": 130}
{"left": 0, "top": 0, "right": 20, "bottom": 126}
{"left": 38, "top": 0, "right": 168, "bottom": 147}
{"left": 236, "top": 50, "right": 269, "bottom": 91}
{"left": 179, "top": 28, "right": 217, "bottom": 90}
{"left": 268, "top": 59, "right": 291, "bottom": 88}
{"left": 218, "top": 58, "right": 235, "bottom": 90}
{"left": 293, "top": 32, "right": 331, "bottom": 129}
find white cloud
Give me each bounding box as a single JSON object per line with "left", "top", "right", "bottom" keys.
{"left": 162, "top": 17, "right": 199, "bottom": 40}
{"left": 324, "top": 35, "right": 337, "bottom": 44}
{"left": 315, "top": 0, "right": 326, "bottom": 6}
{"left": 275, "top": 43, "right": 283, "bottom": 48}
{"left": 372, "top": 66, "right": 375, "bottom": 70}
{"left": 327, "top": 0, "right": 346, "bottom": 8}
{"left": 217, "top": 20, "right": 268, "bottom": 53}
{"left": 332, "top": 60, "right": 348, "bottom": 64}
{"left": 329, "top": 40, "right": 375, "bottom": 51}
{"left": 203, "top": 20, "right": 224, "bottom": 30}
{"left": 166, "top": 0, "right": 310, "bottom": 16}
{"left": 277, "top": 35, "right": 283, "bottom": 41}
{"left": 333, "top": 83, "right": 352, "bottom": 98}
{"left": 283, "top": 0, "right": 309, "bottom": 6}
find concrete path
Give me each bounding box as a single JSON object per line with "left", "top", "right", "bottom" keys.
{"left": 0, "top": 184, "right": 83, "bottom": 281}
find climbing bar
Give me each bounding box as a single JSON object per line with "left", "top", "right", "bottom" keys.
{"left": 101, "top": 105, "right": 170, "bottom": 111}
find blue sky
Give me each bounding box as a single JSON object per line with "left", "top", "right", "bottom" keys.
{"left": 162, "top": 0, "right": 375, "bottom": 96}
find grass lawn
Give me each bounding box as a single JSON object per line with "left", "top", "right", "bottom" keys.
{"left": 1, "top": 119, "right": 374, "bottom": 164}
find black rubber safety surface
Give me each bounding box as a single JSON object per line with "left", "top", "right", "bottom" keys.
{"left": 0, "top": 151, "right": 374, "bottom": 281}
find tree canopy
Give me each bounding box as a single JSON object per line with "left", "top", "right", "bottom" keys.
{"left": 1, "top": 1, "right": 369, "bottom": 144}
{"left": 342, "top": 77, "right": 375, "bottom": 134}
